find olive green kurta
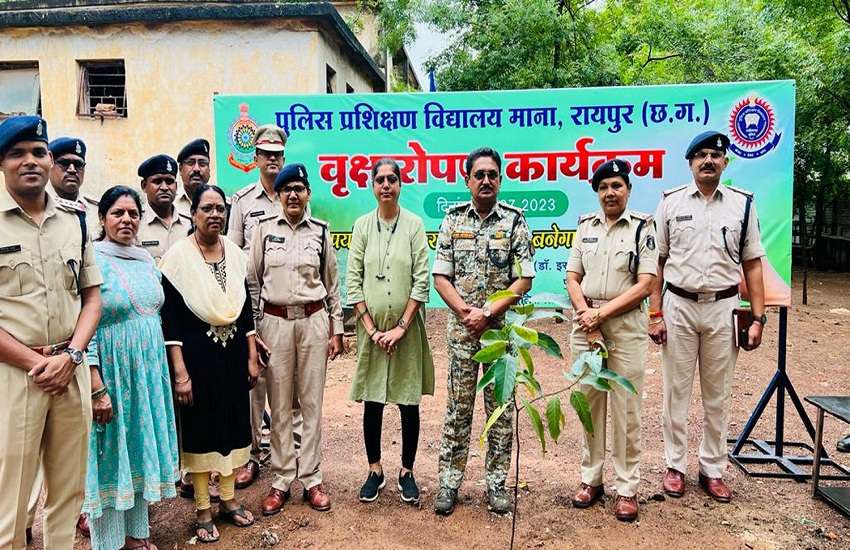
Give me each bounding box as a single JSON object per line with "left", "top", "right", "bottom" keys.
{"left": 347, "top": 207, "right": 434, "bottom": 405}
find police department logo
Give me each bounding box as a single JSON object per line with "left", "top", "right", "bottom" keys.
{"left": 228, "top": 103, "right": 258, "bottom": 173}
{"left": 728, "top": 96, "right": 782, "bottom": 159}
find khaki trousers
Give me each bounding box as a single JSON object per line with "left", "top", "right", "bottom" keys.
{"left": 0, "top": 363, "right": 91, "bottom": 550}
{"left": 662, "top": 292, "right": 739, "bottom": 478}
{"left": 258, "top": 310, "right": 329, "bottom": 492}
{"left": 571, "top": 308, "right": 647, "bottom": 497}
{"left": 249, "top": 370, "right": 303, "bottom": 458}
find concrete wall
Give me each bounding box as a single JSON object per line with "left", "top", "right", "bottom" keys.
{"left": 0, "top": 17, "right": 379, "bottom": 197}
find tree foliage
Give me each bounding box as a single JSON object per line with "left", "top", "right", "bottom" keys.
{"left": 418, "top": 0, "right": 850, "bottom": 252}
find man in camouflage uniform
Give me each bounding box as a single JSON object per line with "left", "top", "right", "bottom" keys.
{"left": 432, "top": 147, "right": 535, "bottom": 515}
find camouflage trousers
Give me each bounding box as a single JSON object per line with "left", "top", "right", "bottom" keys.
{"left": 438, "top": 331, "right": 513, "bottom": 492}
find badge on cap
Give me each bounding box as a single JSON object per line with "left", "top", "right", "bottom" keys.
{"left": 36, "top": 121, "right": 43, "bottom": 136}
{"left": 716, "top": 137, "right": 723, "bottom": 147}
{"left": 612, "top": 161, "right": 619, "bottom": 173}
{"left": 203, "top": 143, "right": 208, "bottom": 153}
{"left": 166, "top": 160, "right": 172, "bottom": 172}
{"left": 75, "top": 141, "right": 82, "bottom": 154}
{"left": 299, "top": 167, "right": 304, "bottom": 179}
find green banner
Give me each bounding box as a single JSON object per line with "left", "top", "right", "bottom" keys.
{"left": 214, "top": 81, "right": 795, "bottom": 306}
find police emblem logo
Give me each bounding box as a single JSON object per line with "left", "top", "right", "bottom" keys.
{"left": 612, "top": 161, "right": 619, "bottom": 172}
{"left": 36, "top": 120, "right": 43, "bottom": 136}
{"left": 299, "top": 167, "right": 304, "bottom": 179}
{"left": 75, "top": 141, "right": 82, "bottom": 154}
{"left": 203, "top": 143, "right": 208, "bottom": 153}
{"left": 716, "top": 137, "right": 723, "bottom": 147}
{"left": 646, "top": 235, "right": 656, "bottom": 250}
{"left": 228, "top": 103, "right": 259, "bottom": 173}
{"left": 166, "top": 160, "right": 172, "bottom": 172}
{"left": 728, "top": 96, "right": 782, "bottom": 159}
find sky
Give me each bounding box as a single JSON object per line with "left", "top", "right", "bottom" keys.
{"left": 407, "top": 22, "right": 446, "bottom": 87}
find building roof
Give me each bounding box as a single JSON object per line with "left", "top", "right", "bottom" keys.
{"left": 0, "top": 1, "right": 385, "bottom": 89}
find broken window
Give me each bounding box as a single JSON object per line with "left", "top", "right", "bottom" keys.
{"left": 78, "top": 60, "right": 127, "bottom": 117}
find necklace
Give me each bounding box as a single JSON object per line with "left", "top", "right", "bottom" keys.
{"left": 194, "top": 232, "right": 223, "bottom": 262}
{"left": 193, "top": 233, "right": 235, "bottom": 346}
{"left": 376, "top": 210, "right": 400, "bottom": 280}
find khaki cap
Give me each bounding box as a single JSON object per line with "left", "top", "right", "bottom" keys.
{"left": 252, "top": 124, "right": 287, "bottom": 152}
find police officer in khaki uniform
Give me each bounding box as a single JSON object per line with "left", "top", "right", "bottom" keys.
{"left": 47, "top": 137, "right": 100, "bottom": 236}
{"left": 228, "top": 125, "right": 303, "bottom": 489}
{"left": 136, "top": 154, "right": 192, "bottom": 263}
{"left": 0, "top": 116, "right": 103, "bottom": 549}
{"left": 565, "top": 159, "right": 657, "bottom": 522}
{"left": 432, "top": 147, "right": 535, "bottom": 516}
{"left": 249, "top": 164, "right": 343, "bottom": 515}
{"left": 650, "top": 131, "right": 766, "bottom": 503}
{"left": 175, "top": 138, "right": 213, "bottom": 216}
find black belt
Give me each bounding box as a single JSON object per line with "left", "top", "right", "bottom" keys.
{"left": 666, "top": 284, "right": 738, "bottom": 303}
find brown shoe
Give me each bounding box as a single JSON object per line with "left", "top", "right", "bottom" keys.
{"left": 571, "top": 483, "right": 604, "bottom": 508}
{"left": 261, "top": 488, "right": 290, "bottom": 516}
{"left": 614, "top": 494, "right": 639, "bottom": 522}
{"left": 235, "top": 460, "right": 260, "bottom": 489}
{"left": 304, "top": 484, "right": 332, "bottom": 511}
{"left": 698, "top": 473, "right": 731, "bottom": 503}
{"left": 662, "top": 468, "right": 685, "bottom": 498}
{"left": 77, "top": 513, "right": 90, "bottom": 538}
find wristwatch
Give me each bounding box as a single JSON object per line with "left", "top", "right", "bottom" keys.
{"left": 65, "top": 346, "right": 84, "bottom": 366}
{"left": 482, "top": 304, "right": 492, "bottom": 319}
{"left": 398, "top": 317, "right": 407, "bottom": 330}
{"left": 752, "top": 313, "right": 768, "bottom": 326}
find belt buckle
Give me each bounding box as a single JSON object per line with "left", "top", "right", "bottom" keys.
{"left": 697, "top": 292, "right": 713, "bottom": 304}
{"left": 286, "top": 305, "right": 306, "bottom": 320}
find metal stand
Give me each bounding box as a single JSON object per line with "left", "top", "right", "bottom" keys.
{"left": 728, "top": 307, "right": 850, "bottom": 480}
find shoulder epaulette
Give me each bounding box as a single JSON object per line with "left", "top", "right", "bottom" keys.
{"left": 727, "top": 185, "right": 754, "bottom": 198}
{"left": 309, "top": 217, "right": 329, "bottom": 228}
{"left": 177, "top": 211, "right": 192, "bottom": 221}
{"left": 82, "top": 195, "right": 99, "bottom": 206}
{"left": 662, "top": 185, "right": 688, "bottom": 198}
{"left": 447, "top": 201, "right": 470, "bottom": 213}
{"left": 578, "top": 213, "right": 596, "bottom": 224}
{"left": 499, "top": 201, "right": 523, "bottom": 215}
{"left": 630, "top": 211, "right": 652, "bottom": 222}
{"left": 231, "top": 183, "right": 258, "bottom": 202}
{"left": 257, "top": 213, "right": 278, "bottom": 224}
{"left": 55, "top": 197, "right": 86, "bottom": 213}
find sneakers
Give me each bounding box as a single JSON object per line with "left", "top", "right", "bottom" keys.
{"left": 398, "top": 471, "right": 420, "bottom": 504}
{"left": 487, "top": 487, "right": 511, "bottom": 515}
{"left": 434, "top": 487, "right": 458, "bottom": 515}
{"left": 359, "top": 471, "right": 386, "bottom": 502}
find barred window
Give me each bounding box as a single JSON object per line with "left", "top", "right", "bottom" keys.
{"left": 0, "top": 62, "right": 40, "bottom": 119}
{"left": 78, "top": 60, "right": 127, "bottom": 118}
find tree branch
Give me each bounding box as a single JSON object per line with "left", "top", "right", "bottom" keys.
{"left": 833, "top": 0, "right": 850, "bottom": 25}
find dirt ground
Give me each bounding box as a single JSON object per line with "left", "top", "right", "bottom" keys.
{"left": 37, "top": 270, "right": 850, "bottom": 549}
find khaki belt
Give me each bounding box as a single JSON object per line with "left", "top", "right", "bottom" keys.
{"left": 586, "top": 298, "right": 610, "bottom": 308}
{"left": 667, "top": 284, "right": 738, "bottom": 303}
{"left": 264, "top": 300, "right": 325, "bottom": 320}
{"left": 29, "top": 341, "right": 70, "bottom": 356}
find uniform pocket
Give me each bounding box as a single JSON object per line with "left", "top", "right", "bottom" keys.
{"left": 0, "top": 250, "right": 35, "bottom": 296}
{"left": 613, "top": 247, "right": 634, "bottom": 273}
{"left": 487, "top": 238, "right": 510, "bottom": 269}
{"left": 670, "top": 220, "right": 696, "bottom": 249}
{"left": 60, "top": 246, "right": 83, "bottom": 292}
{"left": 265, "top": 242, "right": 288, "bottom": 267}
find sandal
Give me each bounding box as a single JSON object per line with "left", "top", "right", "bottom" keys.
{"left": 219, "top": 505, "right": 255, "bottom": 527}
{"left": 193, "top": 520, "right": 220, "bottom": 544}
{"left": 121, "top": 538, "right": 158, "bottom": 550}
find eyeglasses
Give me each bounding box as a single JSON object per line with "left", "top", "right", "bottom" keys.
{"left": 257, "top": 150, "right": 284, "bottom": 159}
{"left": 181, "top": 158, "right": 210, "bottom": 168}
{"left": 281, "top": 185, "right": 308, "bottom": 195}
{"left": 692, "top": 151, "right": 724, "bottom": 161}
{"left": 56, "top": 158, "right": 86, "bottom": 171}
{"left": 472, "top": 169, "right": 499, "bottom": 182}
{"left": 375, "top": 174, "right": 399, "bottom": 185}
{"left": 199, "top": 204, "right": 227, "bottom": 214}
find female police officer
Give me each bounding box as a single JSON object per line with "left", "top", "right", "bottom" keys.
{"left": 564, "top": 159, "right": 657, "bottom": 522}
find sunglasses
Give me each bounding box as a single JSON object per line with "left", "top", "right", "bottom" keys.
{"left": 56, "top": 158, "right": 86, "bottom": 171}
{"left": 375, "top": 174, "right": 399, "bottom": 185}
{"left": 472, "top": 169, "right": 499, "bottom": 181}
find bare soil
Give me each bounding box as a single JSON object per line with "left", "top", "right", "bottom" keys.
{"left": 41, "top": 270, "right": 850, "bottom": 549}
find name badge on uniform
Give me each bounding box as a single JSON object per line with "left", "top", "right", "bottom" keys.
{"left": 0, "top": 244, "right": 22, "bottom": 254}
{"left": 675, "top": 215, "right": 693, "bottom": 222}
{"left": 249, "top": 210, "right": 266, "bottom": 218}
{"left": 141, "top": 240, "right": 159, "bottom": 246}
{"left": 582, "top": 237, "right": 598, "bottom": 243}
{"left": 268, "top": 235, "right": 286, "bottom": 244}
{"left": 452, "top": 231, "right": 475, "bottom": 239}
{"left": 493, "top": 230, "right": 507, "bottom": 239}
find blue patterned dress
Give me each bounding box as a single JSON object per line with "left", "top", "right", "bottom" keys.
{"left": 82, "top": 249, "right": 179, "bottom": 519}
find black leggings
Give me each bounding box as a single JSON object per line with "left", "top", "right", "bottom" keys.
{"left": 363, "top": 401, "right": 420, "bottom": 470}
